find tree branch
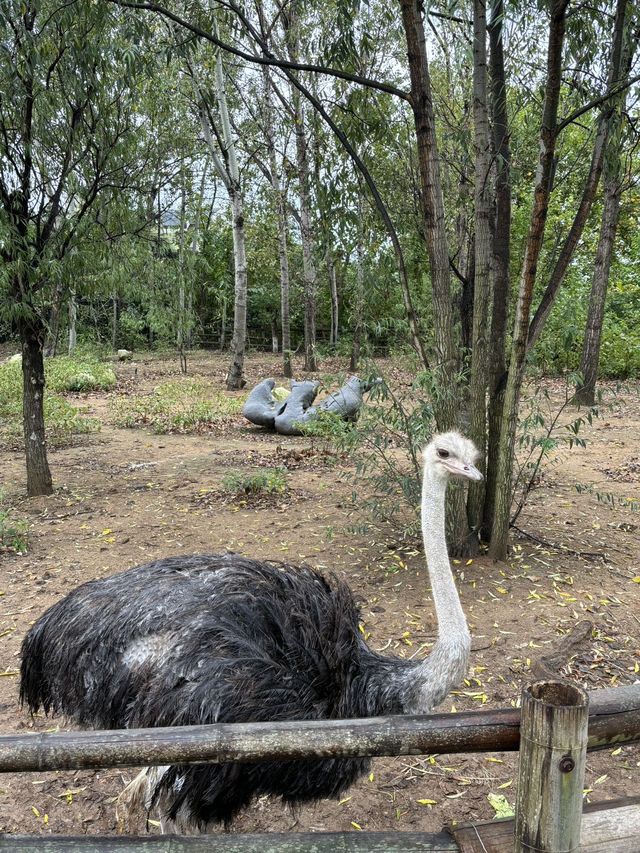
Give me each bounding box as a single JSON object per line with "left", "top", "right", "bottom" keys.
{"left": 557, "top": 73, "right": 640, "bottom": 132}
{"left": 108, "top": 0, "right": 411, "bottom": 102}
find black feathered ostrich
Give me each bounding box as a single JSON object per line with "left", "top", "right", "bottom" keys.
{"left": 20, "top": 432, "right": 481, "bottom": 831}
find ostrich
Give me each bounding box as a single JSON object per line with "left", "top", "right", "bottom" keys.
{"left": 20, "top": 431, "right": 481, "bottom": 831}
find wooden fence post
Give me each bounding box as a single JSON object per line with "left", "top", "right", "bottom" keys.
{"left": 514, "top": 680, "right": 589, "bottom": 853}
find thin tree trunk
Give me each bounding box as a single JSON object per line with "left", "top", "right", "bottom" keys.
{"left": 399, "top": 0, "right": 459, "bottom": 431}
{"left": 259, "top": 56, "right": 292, "bottom": 378}
{"left": 220, "top": 295, "right": 227, "bottom": 351}
{"left": 399, "top": 0, "right": 469, "bottom": 554}
{"left": 328, "top": 247, "right": 339, "bottom": 347}
{"left": 575, "top": 177, "right": 622, "bottom": 405}
{"left": 284, "top": 3, "right": 317, "bottom": 373}
{"left": 177, "top": 171, "right": 188, "bottom": 374}
{"left": 67, "top": 290, "right": 77, "bottom": 356}
{"left": 483, "top": 0, "right": 512, "bottom": 539}
{"left": 227, "top": 186, "right": 248, "bottom": 389}
{"left": 455, "top": 173, "right": 474, "bottom": 355}
{"left": 19, "top": 312, "right": 53, "bottom": 496}
{"left": 526, "top": 0, "right": 630, "bottom": 352}
{"left": 488, "top": 0, "right": 569, "bottom": 560}
{"left": 271, "top": 318, "right": 279, "bottom": 353}
{"left": 467, "top": 0, "right": 493, "bottom": 535}
{"left": 350, "top": 204, "right": 365, "bottom": 371}
{"left": 575, "top": 0, "right": 634, "bottom": 405}
{"left": 111, "top": 289, "right": 119, "bottom": 351}
{"left": 195, "top": 25, "right": 248, "bottom": 390}
{"left": 44, "top": 283, "right": 63, "bottom": 358}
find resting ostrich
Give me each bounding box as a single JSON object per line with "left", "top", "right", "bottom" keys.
{"left": 20, "top": 431, "right": 481, "bottom": 831}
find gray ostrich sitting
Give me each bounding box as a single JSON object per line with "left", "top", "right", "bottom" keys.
{"left": 20, "top": 432, "right": 481, "bottom": 831}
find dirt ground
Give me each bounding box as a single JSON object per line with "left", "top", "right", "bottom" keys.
{"left": 0, "top": 350, "right": 638, "bottom": 839}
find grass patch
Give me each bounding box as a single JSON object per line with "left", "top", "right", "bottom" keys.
{"left": 222, "top": 468, "right": 288, "bottom": 497}
{"left": 110, "top": 378, "right": 243, "bottom": 434}
{"left": 46, "top": 356, "right": 117, "bottom": 393}
{"left": 0, "top": 361, "right": 101, "bottom": 449}
{"left": 0, "top": 492, "right": 28, "bottom": 554}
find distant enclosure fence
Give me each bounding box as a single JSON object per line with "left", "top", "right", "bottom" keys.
{"left": 1, "top": 681, "right": 639, "bottom": 852}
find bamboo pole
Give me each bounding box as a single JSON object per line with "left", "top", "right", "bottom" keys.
{"left": 514, "top": 680, "right": 589, "bottom": 853}
{"left": 1, "top": 686, "right": 638, "bottom": 774}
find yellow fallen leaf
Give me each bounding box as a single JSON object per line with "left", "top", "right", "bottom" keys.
{"left": 498, "top": 780, "right": 513, "bottom": 789}
{"left": 485, "top": 757, "right": 504, "bottom": 764}
{"left": 338, "top": 797, "right": 352, "bottom": 805}
{"left": 632, "top": 577, "right": 640, "bottom": 584}
{"left": 351, "top": 822, "right": 362, "bottom": 830}
{"left": 594, "top": 774, "right": 608, "bottom": 785}
{"left": 32, "top": 807, "right": 40, "bottom": 817}
{"left": 417, "top": 799, "right": 438, "bottom": 805}
{"left": 611, "top": 748, "right": 622, "bottom": 756}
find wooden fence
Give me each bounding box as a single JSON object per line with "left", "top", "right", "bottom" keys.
{"left": 1, "top": 681, "right": 639, "bottom": 853}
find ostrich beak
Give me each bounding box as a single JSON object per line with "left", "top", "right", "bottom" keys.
{"left": 444, "top": 460, "right": 483, "bottom": 481}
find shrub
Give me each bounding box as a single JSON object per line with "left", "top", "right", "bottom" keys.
{"left": 46, "top": 356, "right": 117, "bottom": 393}
{"left": 222, "top": 468, "right": 288, "bottom": 496}
{"left": 110, "top": 379, "right": 243, "bottom": 434}
{"left": 0, "top": 361, "right": 100, "bottom": 448}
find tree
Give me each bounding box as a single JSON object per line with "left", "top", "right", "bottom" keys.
{"left": 283, "top": 1, "right": 319, "bottom": 372}
{"left": 576, "top": 1, "right": 638, "bottom": 405}
{"left": 194, "top": 17, "right": 249, "bottom": 390}
{"left": 0, "top": 1, "right": 152, "bottom": 495}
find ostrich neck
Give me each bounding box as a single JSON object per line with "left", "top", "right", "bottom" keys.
{"left": 421, "top": 470, "right": 468, "bottom": 641}
{"left": 402, "top": 468, "right": 471, "bottom": 714}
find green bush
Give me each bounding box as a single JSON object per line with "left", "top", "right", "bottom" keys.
{"left": 110, "top": 378, "right": 243, "bottom": 434}
{"left": 222, "top": 468, "right": 288, "bottom": 496}
{"left": 0, "top": 361, "right": 100, "bottom": 448}
{"left": 46, "top": 356, "right": 117, "bottom": 392}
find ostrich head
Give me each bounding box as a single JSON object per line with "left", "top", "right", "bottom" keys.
{"left": 422, "top": 431, "right": 482, "bottom": 482}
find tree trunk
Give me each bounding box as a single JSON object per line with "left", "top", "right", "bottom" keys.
{"left": 575, "top": 176, "right": 622, "bottom": 405}
{"left": 467, "top": 0, "right": 493, "bottom": 535}
{"left": 483, "top": 0, "right": 512, "bottom": 539}
{"left": 276, "top": 190, "right": 293, "bottom": 378}
{"left": 220, "top": 295, "right": 227, "bottom": 351}
{"left": 271, "top": 318, "right": 279, "bottom": 353}
{"left": 488, "top": 0, "right": 569, "bottom": 560}
{"left": 226, "top": 187, "right": 248, "bottom": 390}
{"left": 399, "top": 0, "right": 469, "bottom": 554}
{"left": 67, "top": 290, "right": 77, "bottom": 356}
{"left": 575, "top": 0, "right": 634, "bottom": 404}
{"left": 399, "top": 0, "right": 459, "bottom": 431}
{"left": 177, "top": 171, "right": 188, "bottom": 374}
{"left": 327, "top": 246, "right": 339, "bottom": 347}
{"left": 44, "top": 283, "right": 63, "bottom": 358}
{"left": 111, "top": 289, "right": 119, "bottom": 351}
{"left": 259, "top": 58, "right": 292, "bottom": 378}
{"left": 526, "top": 0, "right": 630, "bottom": 352}
{"left": 284, "top": 3, "right": 318, "bottom": 373}
{"left": 19, "top": 312, "right": 53, "bottom": 496}
{"left": 350, "top": 207, "right": 365, "bottom": 371}
{"left": 196, "top": 24, "right": 248, "bottom": 390}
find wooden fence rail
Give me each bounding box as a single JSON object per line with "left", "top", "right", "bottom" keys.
{"left": 1, "top": 684, "right": 638, "bottom": 774}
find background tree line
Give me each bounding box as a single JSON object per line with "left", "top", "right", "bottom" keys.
{"left": 1, "top": 0, "right": 638, "bottom": 559}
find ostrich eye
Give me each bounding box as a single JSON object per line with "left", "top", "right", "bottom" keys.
{"left": 437, "top": 448, "right": 450, "bottom": 459}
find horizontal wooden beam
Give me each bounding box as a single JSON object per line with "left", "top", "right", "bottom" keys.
{"left": 1, "top": 685, "right": 638, "bottom": 774}
{"left": 1, "top": 831, "right": 459, "bottom": 852}
{"left": 452, "top": 796, "right": 640, "bottom": 852}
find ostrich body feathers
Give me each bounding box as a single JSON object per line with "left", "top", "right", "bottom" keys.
{"left": 20, "top": 554, "right": 415, "bottom": 827}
